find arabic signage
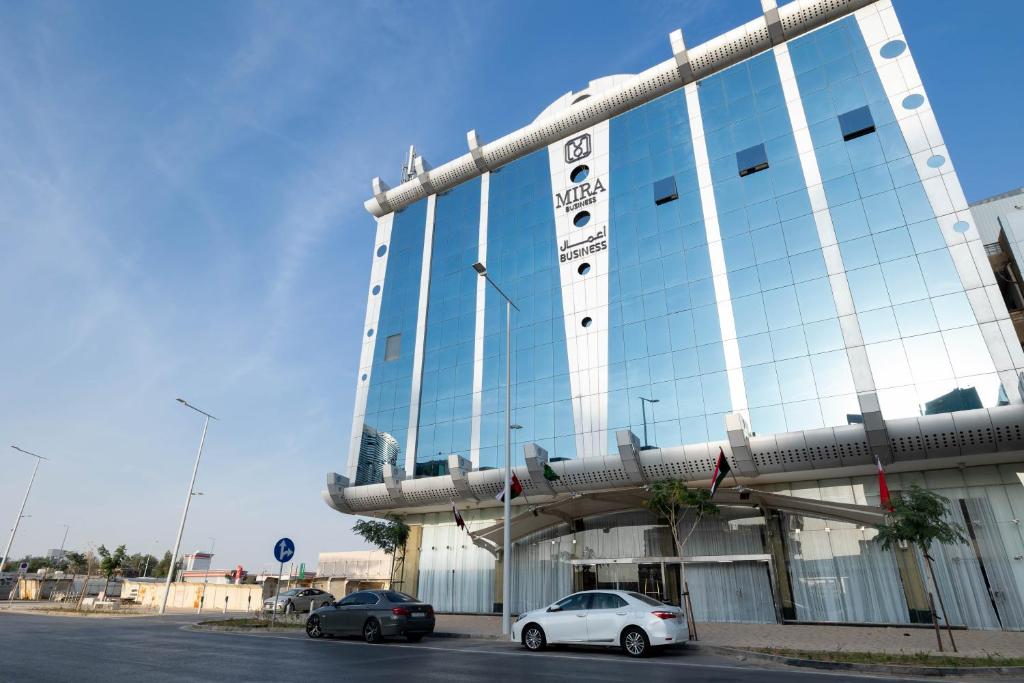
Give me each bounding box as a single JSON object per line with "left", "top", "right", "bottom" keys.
{"left": 559, "top": 227, "right": 607, "bottom": 263}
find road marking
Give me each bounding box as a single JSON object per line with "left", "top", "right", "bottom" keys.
{"left": 185, "top": 627, "right": 935, "bottom": 681}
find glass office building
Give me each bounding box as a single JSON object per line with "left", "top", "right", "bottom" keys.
{"left": 328, "top": 0, "right": 1024, "bottom": 629}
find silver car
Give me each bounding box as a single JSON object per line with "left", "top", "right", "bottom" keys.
{"left": 263, "top": 587, "right": 335, "bottom": 614}
{"left": 305, "top": 589, "right": 435, "bottom": 643}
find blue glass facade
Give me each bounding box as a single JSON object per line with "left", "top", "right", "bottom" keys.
{"left": 351, "top": 11, "right": 1009, "bottom": 483}
{"left": 415, "top": 178, "right": 481, "bottom": 476}
{"left": 482, "top": 152, "right": 574, "bottom": 470}
{"left": 358, "top": 199, "right": 427, "bottom": 482}
{"left": 607, "top": 90, "right": 729, "bottom": 452}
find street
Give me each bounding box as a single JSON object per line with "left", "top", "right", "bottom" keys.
{"left": 0, "top": 612, "right": 995, "bottom": 682}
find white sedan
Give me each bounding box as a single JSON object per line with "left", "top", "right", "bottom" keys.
{"left": 512, "top": 590, "right": 687, "bottom": 657}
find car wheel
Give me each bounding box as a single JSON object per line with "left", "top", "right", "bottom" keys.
{"left": 622, "top": 627, "right": 650, "bottom": 658}
{"left": 406, "top": 634, "right": 423, "bottom": 643}
{"left": 521, "top": 624, "right": 546, "bottom": 652}
{"left": 305, "top": 615, "right": 324, "bottom": 639}
{"left": 284, "top": 601, "right": 295, "bottom": 615}
{"left": 363, "top": 618, "right": 382, "bottom": 644}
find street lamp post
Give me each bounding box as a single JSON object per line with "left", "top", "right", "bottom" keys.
{"left": 160, "top": 398, "right": 217, "bottom": 615}
{"left": 638, "top": 397, "right": 660, "bottom": 449}
{"left": 1, "top": 446, "right": 49, "bottom": 576}
{"left": 472, "top": 261, "right": 519, "bottom": 636}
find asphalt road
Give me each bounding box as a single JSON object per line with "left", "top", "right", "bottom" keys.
{"left": 0, "top": 611, "right": 992, "bottom": 682}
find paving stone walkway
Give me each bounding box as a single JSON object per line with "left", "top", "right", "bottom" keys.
{"left": 434, "top": 614, "right": 1024, "bottom": 657}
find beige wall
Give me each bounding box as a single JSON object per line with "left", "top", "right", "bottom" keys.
{"left": 123, "top": 580, "right": 267, "bottom": 612}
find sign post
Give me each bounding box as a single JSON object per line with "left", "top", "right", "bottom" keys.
{"left": 270, "top": 538, "right": 294, "bottom": 629}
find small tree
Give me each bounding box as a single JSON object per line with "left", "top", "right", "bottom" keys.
{"left": 153, "top": 551, "right": 174, "bottom": 578}
{"left": 645, "top": 480, "right": 718, "bottom": 639}
{"left": 874, "top": 485, "right": 966, "bottom": 651}
{"left": 97, "top": 545, "right": 128, "bottom": 579}
{"left": 64, "top": 552, "right": 87, "bottom": 574}
{"left": 353, "top": 514, "right": 410, "bottom": 584}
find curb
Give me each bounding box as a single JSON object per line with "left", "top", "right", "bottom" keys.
{"left": 189, "top": 622, "right": 501, "bottom": 641}
{"left": 702, "top": 645, "right": 1024, "bottom": 677}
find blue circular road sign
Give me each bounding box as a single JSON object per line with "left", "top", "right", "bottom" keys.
{"left": 273, "top": 537, "right": 295, "bottom": 563}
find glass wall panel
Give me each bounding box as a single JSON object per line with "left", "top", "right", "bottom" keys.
{"left": 483, "top": 152, "right": 573, "bottom": 468}
{"left": 788, "top": 16, "right": 1005, "bottom": 419}
{"left": 416, "top": 178, "right": 481, "bottom": 476}
{"left": 356, "top": 199, "right": 427, "bottom": 483}
{"left": 607, "top": 89, "right": 728, "bottom": 451}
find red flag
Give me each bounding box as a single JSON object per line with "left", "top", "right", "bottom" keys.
{"left": 496, "top": 473, "right": 524, "bottom": 503}
{"left": 876, "top": 456, "right": 893, "bottom": 511}
{"left": 451, "top": 500, "right": 466, "bottom": 530}
{"left": 709, "top": 447, "right": 731, "bottom": 498}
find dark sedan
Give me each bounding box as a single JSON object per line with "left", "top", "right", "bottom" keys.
{"left": 305, "top": 589, "right": 435, "bottom": 643}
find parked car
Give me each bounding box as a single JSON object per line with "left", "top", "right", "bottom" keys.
{"left": 304, "top": 589, "right": 435, "bottom": 643}
{"left": 511, "top": 590, "right": 686, "bottom": 658}
{"left": 263, "top": 588, "right": 335, "bottom": 614}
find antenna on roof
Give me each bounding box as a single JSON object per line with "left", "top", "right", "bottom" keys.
{"left": 401, "top": 145, "right": 417, "bottom": 182}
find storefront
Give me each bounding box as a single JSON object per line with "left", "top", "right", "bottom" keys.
{"left": 402, "top": 464, "right": 1024, "bottom": 631}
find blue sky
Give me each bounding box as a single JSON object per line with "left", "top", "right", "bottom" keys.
{"left": 1, "top": 0, "right": 1021, "bottom": 573}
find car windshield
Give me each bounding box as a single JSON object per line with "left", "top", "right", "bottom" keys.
{"left": 281, "top": 589, "right": 301, "bottom": 596}
{"left": 626, "top": 592, "right": 665, "bottom": 607}
{"left": 384, "top": 591, "right": 417, "bottom": 603}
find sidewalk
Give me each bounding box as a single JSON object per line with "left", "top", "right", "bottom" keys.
{"left": 434, "top": 614, "right": 1024, "bottom": 657}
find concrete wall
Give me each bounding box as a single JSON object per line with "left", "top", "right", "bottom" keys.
{"left": 123, "top": 580, "right": 268, "bottom": 612}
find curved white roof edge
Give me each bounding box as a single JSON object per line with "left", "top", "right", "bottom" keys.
{"left": 325, "top": 404, "right": 1024, "bottom": 516}
{"left": 364, "top": 0, "right": 878, "bottom": 218}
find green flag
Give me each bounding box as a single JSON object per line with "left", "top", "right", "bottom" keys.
{"left": 299, "top": 563, "right": 305, "bottom": 579}
{"left": 543, "top": 463, "right": 560, "bottom": 482}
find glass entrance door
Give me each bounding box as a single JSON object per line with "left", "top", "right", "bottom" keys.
{"left": 572, "top": 561, "right": 682, "bottom": 607}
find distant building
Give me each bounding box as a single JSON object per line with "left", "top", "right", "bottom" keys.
{"left": 45, "top": 549, "right": 65, "bottom": 562}
{"left": 354, "top": 424, "right": 400, "bottom": 485}
{"left": 972, "top": 187, "right": 1024, "bottom": 345}
{"left": 316, "top": 550, "right": 391, "bottom": 579}
{"left": 183, "top": 552, "right": 213, "bottom": 572}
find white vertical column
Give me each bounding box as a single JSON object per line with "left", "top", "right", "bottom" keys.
{"left": 470, "top": 172, "right": 490, "bottom": 469}
{"left": 684, "top": 82, "right": 749, "bottom": 420}
{"left": 548, "top": 123, "right": 611, "bottom": 458}
{"left": 856, "top": 1, "right": 1024, "bottom": 397}
{"left": 773, "top": 43, "right": 876, "bottom": 400}
{"left": 406, "top": 194, "right": 437, "bottom": 474}
{"left": 347, "top": 213, "right": 395, "bottom": 482}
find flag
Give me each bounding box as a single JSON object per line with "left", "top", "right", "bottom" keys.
{"left": 542, "top": 463, "right": 560, "bottom": 482}
{"left": 709, "top": 447, "right": 731, "bottom": 498}
{"left": 496, "top": 472, "right": 524, "bottom": 503}
{"left": 876, "top": 455, "right": 893, "bottom": 511}
{"left": 451, "top": 500, "right": 466, "bottom": 530}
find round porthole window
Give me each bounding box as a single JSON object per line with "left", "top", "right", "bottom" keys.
{"left": 573, "top": 211, "right": 591, "bottom": 228}
{"left": 953, "top": 221, "right": 970, "bottom": 234}
{"left": 578, "top": 262, "right": 591, "bottom": 275}
{"left": 879, "top": 40, "right": 906, "bottom": 59}
{"left": 902, "top": 93, "right": 925, "bottom": 110}
{"left": 376, "top": 244, "right": 388, "bottom": 257}
{"left": 581, "top": 317, "right": 593, "bottom": 328}
{"left": 367, "top": 328, "right": 374, "bottom": 337}
{"left": 361, "top": 374, "right": 368, "bottom": 381}
{"left": 372, "top": 284, "right": 381, "bottom": 295}
{"left": 926, "top": 155, "right": 946, "bottom": 169}
{"left": 570, "top": 165, "right": 590, "bottom": 183}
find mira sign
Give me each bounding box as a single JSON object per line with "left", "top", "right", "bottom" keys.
{"left": 554, "top": 178, "right": 606, "bottom": 214}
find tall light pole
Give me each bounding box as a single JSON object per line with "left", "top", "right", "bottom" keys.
{"left": 142, "top": 540, "right": 158, "bottom": 578}
{"left": 1, "top": 446, "right": 48, "bottom": 576}
{"left": 57, "top": 524, "right": 70, "bottom": 564}
{"left": 472, "top": 261, "right": 519, "bottom": 635}
{"left": 160, "top": 398, "right": 217, "bottom": 615}
{"left": 638, "top": 397, "right": 660, "bottom": 449}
